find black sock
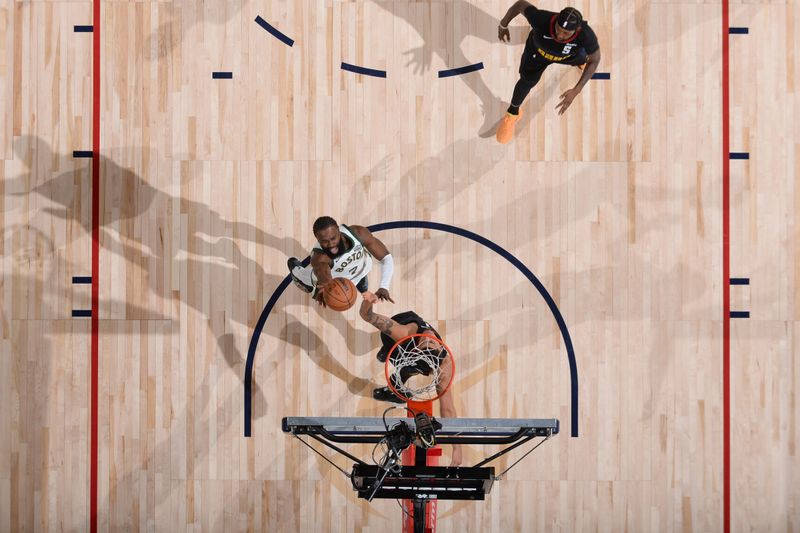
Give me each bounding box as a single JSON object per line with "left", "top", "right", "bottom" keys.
{"left": 507, "top": 105, "right": 520, "bottom": 116}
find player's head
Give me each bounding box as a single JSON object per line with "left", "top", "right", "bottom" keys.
{"left": 312, "top": 216, "right": 342, "bottom": 254}
{"left": 555, "top": 7, "right": 582, "bottom": 42}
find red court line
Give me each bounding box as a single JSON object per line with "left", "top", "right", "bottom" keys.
{"left": 721, "top": 0, "right": 731, "bottom": 532}
{"left": 90, "top": 0, "right": 101, "bottom": 531}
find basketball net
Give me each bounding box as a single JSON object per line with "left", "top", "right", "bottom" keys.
{"left": 386, "top": 334, "right": 454, "bottom": 533}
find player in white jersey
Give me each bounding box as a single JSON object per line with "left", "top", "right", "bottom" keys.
{"left": 288, "top": 216, "right": 395, "bottom": 305}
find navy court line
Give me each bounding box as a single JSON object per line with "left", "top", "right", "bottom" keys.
{"left": 730, "top": 278, "right": 749, "bottom": 285}
{"left": 730, "top": 311, "right": 750, "bottom": 318}
{"left": 72, "top": 309, "right": 92, "bottom": 317}
{"left": 438, "top": 62, "right": 484, "bottom": 78}
{"left": 254, "top": 16, "right": 294, "bottom": 47}
{"left": 74, "top": 25, "right": 93, "bottom": 32}
{"left": 244, "top": 221, "right": 579, "bottom": 438}
{"left": 729, "top": 27, "right": 749, "bottom": 34}
{"left": 72, "top": 276, "right": 93, "bottom": 284}
{"left": 341, "top": 62, "right": 387, "bottom": 78}
{"left": 212, "top": 72, "right": 233, "bottom": 79}
{"left": 73, "top": 150, "right": 93, "bottom": 158}
{"left": 591, "top": 72, "right": 611, "bottom": 80}
{"left": 730, "top": 152, "right": 749, "bottom": 159}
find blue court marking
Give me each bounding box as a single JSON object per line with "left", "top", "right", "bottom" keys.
{"left": 212, "top": 72, "right": 233, "bottom": 79}
{"left": 730, "top": 311, "right": 750, "bottom": 318}
{"left": 729, "top": 27, "right": 749, "bottom": 34}
{"left": 254, "top": 16, "right": 294, "bottom": 47}
{"left": 730, "top": 152, "right": 749, "bottom": 160}
{"left": 73, "top": 150, "right": 93, "bottom": 158}
{"left": 72, "top": 309, "right": 92, "bottom": 317}
{"left": 72, "top": 276, "right": 92, "bottom": 284}
{"left": 591, "top": 72, "right": 611, "bottom": 80}
{"left": 74, "top": 25, "right": 93, "bottom": 33}
{"left": 730, "top": 278, "right": 749, "bottom": 285}
{"left": 244, "top": 221, "right": 579, "bottom": 438}
{"left": 438, "top": 62, "right": 484, "bottom": 78}
{"left": 341, "top": 62, "right": 387, "bottom": 78}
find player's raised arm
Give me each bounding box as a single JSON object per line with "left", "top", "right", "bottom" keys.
{"left": 350, "top": 225, "right": 395, "bottom": 302}
{"left": 498, "top": 1, "right": 534, "bottom": 41}
{"left": 359, "top": 292, "right": 414, "bottom": 340}
{"left": 310, "top": 251, "right": 334, "bottom": 305}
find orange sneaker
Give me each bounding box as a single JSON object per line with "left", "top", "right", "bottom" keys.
{"left": 496, "top": 112, "right": 521, "bottom": 144}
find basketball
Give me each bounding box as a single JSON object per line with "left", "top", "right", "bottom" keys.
{"left": 323, "top": 278, "right": 357, "bottom": 311}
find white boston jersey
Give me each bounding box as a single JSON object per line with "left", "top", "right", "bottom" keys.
{"left": 311, "top": 225, "right": 373, "bottom": 285}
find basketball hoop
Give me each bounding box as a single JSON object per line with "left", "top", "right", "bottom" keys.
{"left": 384, "top": 333, "right": 455, "bottom": 403}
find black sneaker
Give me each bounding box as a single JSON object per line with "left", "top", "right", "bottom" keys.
{"left": 373, "top": 387, "right": 405, "bottom": 404}
{"left": 376, "top": 346, "right": 389, "bottom": 363}
{"left": 287, "top": 257, "right": 313, "bottom": 293}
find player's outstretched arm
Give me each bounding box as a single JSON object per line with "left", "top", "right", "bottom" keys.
{"left": 556, "top": 49, "right": 601, "bottom": 115}
{"left": 359, "top": 292, "right": 413, "bottom": 340}
{"left": 310, "top": 251, "right": 334, "bottom": 305}
{"left": 350, "top": 225, "right": 395, "bottom": 302}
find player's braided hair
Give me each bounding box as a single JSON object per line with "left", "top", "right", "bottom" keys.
{"left": 557, "top": 7, "right": 583, "bottom": 29}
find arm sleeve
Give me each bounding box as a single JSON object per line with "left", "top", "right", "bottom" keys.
{"left": 581, "top": 24, "right": 600, "bottom": 55}
{"left": 522, "top": 5, "right": 538, "bottom": 27}
{"left": 378, "top": 254, "right": 394, "bottom": 290}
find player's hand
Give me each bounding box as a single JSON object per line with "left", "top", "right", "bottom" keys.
{"left": 403, "top": 46, "right": 432, "bottom": 75}
{"left": 374, "top": 288, "right": 394, "bottom": 303}
{"left": 556, "top": 88, "right": 581, "bottom": 115}
{"left": 315, "top": 280, "right": 335, "bottom": 307}
{"left": 313, "top": 290, "right": 326, "bottom": 307}
{"left": 361, "top": 291, "right": 379, "bottom": 305}
{"left": 498, "top": 25, "right": 510, "bottom": 42}
{"left": 450, "top": 445, "right": 463, "bottom": 467}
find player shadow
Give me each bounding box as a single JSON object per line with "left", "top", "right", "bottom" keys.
{"left": 613, "top": 1, "right": 720, "bottom": 66}
{"left": 280, "top": 313, "right": 378, "bottom": 397}
{"left": 144, "top": 0, "right": 246, "bottom": 62}
{"left": 345, "top": 137, "right": 502, "bottom": 279}
{"left": 9, "top": 136, "right": 305, "bottom": 368}
{"left": 371, "top": 0, "right": 528, "bottom": 135}
{"left": 0, "top": 223, "right": 171, "bottom": 531}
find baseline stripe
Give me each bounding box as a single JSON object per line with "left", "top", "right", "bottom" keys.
{"left": 722, "top": 0, "right": 731, "bottom": 530}
{"left": 244, "top": 221, "right": 578, "bottom": 438}
{"left": 90, "top": 0, "right": 101, "bottom": 529}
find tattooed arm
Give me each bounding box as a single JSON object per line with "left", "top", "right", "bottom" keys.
{"left": 359, "top": 292, "right": 416, "bottom": 341}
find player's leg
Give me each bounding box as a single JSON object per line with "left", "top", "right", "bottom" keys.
{"left": 287, "top": 258, "right": 314, "bottom": 293}
{"left": 497, "top": 58, "right": 549, "bottom": 144}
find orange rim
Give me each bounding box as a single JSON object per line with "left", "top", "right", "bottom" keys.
{"left": 384, "top": 333, "right": 455, "bottom": 402}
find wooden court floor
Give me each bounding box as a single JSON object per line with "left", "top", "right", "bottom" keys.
{"left": 1, "top": 0, "right": 799, "bottom": 531}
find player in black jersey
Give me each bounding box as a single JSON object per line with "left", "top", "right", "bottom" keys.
{"left": 496, "top": 3, "right": 602, "bottom": 144}
{"left": 359, "top": 292, "right": 462, "bottom": 465}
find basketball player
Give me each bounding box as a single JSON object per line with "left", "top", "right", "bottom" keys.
{"left": 496, "top": 4, "right": 601, "bottom": 144}
{"left": 359, "top": 292, "right": 462, "bottom": 466}
{"left": 288, "top": 216, "right": 395, "bottom": 306}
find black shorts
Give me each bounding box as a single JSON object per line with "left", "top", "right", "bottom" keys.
{"left": 519, "top": 48, "right": 588, "bottom": 83}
